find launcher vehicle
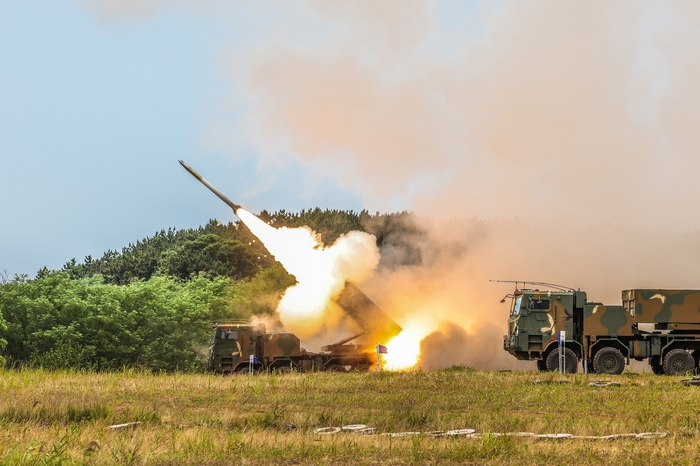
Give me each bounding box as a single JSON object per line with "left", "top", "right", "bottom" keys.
{"left": 501, "top": 281, "right": 700, "bottom": 375}
{"left": 178, "top": 160, "right": 403, "bottom": 373}
{"left": 208, "top": 282, "right": 402, "bottom": 373}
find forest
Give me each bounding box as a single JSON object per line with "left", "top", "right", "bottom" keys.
{"left": 0, "top": 209, "right": 421, "bottom": 371}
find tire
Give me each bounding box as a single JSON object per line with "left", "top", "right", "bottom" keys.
{"left": 545, "top": 348, "right": 578, "bottom": 373}
{"left": 327, "top": 364, "right": 347, "bottom": 372}
{"left": 663, "top": 349, "right": 695, "bottom": 376}
{"left": 650, "top": 356, "right": 664, "bottom": 375}
{"left": 593, "top": 347, "right": 625, "bottom": 375}
{"left": 536, "top": 359, "right": 548, "bottom": 372}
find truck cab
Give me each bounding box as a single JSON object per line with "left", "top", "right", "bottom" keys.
{"left": 503, "top": 287, "right": 586, "bottom": 371}
{"left": 208, "top": 323, "right": 264, "bottom": 373}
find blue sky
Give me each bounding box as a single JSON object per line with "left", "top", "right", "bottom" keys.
{"left": 3, "top": 1, "right": 700, "bottom": 279}
{"left": 0, "top": 1, "right": 368, "bottom": 276}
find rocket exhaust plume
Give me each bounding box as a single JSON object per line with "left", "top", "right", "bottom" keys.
{"left": 179, "top": 160, "right": 380, "bottom": 340}
{"left": 234, "top": 209, "right": 379, "bottom": 339}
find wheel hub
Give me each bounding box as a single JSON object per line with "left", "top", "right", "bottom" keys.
{"left": 672, "top": 358, "right": 687, "bottom": 372}
{"left": 602, "top": 355, "right": 616, "bottom": 370}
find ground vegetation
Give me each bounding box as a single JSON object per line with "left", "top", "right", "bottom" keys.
{"left": 0, "top": 369, "right": 696, "bottom": 465}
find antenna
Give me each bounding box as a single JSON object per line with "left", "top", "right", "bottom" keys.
{"left": 489, "top": 280, "right": 575, "bottom": 292}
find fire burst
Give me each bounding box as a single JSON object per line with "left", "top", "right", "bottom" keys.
{"left": 383, "top": 320, "right": 435, "bottom": 370}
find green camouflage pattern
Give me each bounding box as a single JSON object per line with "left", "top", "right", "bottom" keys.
{"left": 504, "top": 286, "right": 700, "bottom": 372}
{"left": 583, "top": 305, "right": 633, "bottom": 336}
{"left": 263, "top": 333, "right": 301, "bottom": 358}
{"left": 208, "top": 323, "right": 304, "bottom": 373}
{"left": 207, "top": 282, "right": 401, "bottom": 373}
{"left": 623, "top": 289, "right": 700, "bottom": 325}
{"left": 208, "top": 323, "right": 368, "bottom": 373}
{"left": 631, "top": 340, "right": 652, "bottom": 358}
{"left": 504, "top": 290, "right": 580, "bottom": 360}
{"left": 208, "top": 323, "right": 264, "bottom": 373}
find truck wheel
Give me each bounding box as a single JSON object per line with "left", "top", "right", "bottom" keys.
{"left": 663, "top": 349, "right": 695, "bottom": 376}
{"left": 536, "top": 359, "right": 548, "bottom": 372}
{"left": 545, "top": 348, "right": 578, "bottom": 373}
{"left": 593, "top": 347, "right": 625, "bottom": 374}
{"left": 650, "top": 356, "right": 664, "bottom": 375}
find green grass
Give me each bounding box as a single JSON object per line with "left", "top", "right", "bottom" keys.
{"left": 1, "top": 367, "right": 699, "bottom": 464}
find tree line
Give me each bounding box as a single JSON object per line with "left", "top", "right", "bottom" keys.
{"left": 0, "top": 209, "right": 423, "bottom": 371}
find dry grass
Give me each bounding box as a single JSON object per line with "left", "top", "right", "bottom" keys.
{"left": 1, "top": 367, "right": 700, "bottom": 464}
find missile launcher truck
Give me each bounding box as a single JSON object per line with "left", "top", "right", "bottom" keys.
{"left": 178, "top": 161, "right": 404, "bottom": 373}
{"left": 208, "top": 282, "right": 402, "bottom": 373}
{"left": 501, "top": 282, "right": 700, "bottom": 375}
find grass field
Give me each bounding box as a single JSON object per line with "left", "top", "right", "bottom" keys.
{"left": 1, "top": 367, "right": 700, "bottom": 465}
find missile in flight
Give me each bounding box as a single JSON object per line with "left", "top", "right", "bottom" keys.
{"left": 179, "top": 160, "right": 241, "bottom": 214}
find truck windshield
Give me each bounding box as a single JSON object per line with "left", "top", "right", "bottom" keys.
{"left": 216, "top": 329, "right": 239, "bottom": 341}
{"left": 511, "top": 296, "right": 522, "bottom": 316}
{"left": 530, "top": 299, "right": 550, "bottom": 310}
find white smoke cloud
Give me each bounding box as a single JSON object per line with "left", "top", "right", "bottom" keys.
{"left": 244, "top": 1, "right": 700, "bottom": 231}
{"left": 236, "top": 209, "right": 379, "bottom": 339}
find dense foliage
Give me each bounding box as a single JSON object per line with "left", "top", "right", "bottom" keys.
{"left": 0, "top": 209, "right": 423, "bottom": 371}
{"left": 0, "top": 273, "right": 230, "bottom": 371}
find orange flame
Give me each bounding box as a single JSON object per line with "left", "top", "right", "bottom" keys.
{"left": 382, "top": 319, "right": 435, "bottom": 370}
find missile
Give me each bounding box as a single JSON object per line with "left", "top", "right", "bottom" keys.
{"left": 178, "top": 160, "right": 241, "bottom": 213}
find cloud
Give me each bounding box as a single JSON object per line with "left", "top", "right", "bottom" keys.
{"left": 245, "top": 1, "right": 700, "bottom": 231}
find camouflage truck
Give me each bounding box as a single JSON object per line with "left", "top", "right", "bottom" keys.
{"left": 501, "top": 282, "right": 700, "bottom": 375}
{"left": 208, "top": 282, "right": 402, "bottom": 373}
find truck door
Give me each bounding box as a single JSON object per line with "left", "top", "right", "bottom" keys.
{"left": 527, "top": 293, "right": 553, "bottom": 351}
{"left": 244, "top": 331, "right": 255, "bottom": 363}
{"left": 551, "top": 295, "right": 575, "bottom": 338}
